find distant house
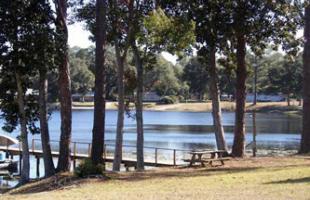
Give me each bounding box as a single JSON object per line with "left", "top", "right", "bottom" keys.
{"left": 143, "top": 91, "right": 161, "bottom": 102}
{"left": 246, "top": 93, "right": 285, "bottom": 102}
{"left": 72, "top": 92, "right": 94, "bottom": 102}
{"left": 220, "top": 94, "right": 233, "bottom": 101}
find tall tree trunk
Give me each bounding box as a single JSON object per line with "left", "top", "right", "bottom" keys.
{"left": 132, "top": 44, "right": 144, "bottom": 171}
{"left": 253, "top": 57, "right": 258, "bottom": 106}
{"left": 232, "top": 33, "right": 247, "bottom": 157}
{"left": 15, "top": 72, "right": 30, "bottom": 184}
{"left": 287, "top": 93, "right": 291, "bottom": 106}
{"left": 300, "top": 5, "right": 310, "bottom": 154}
{"left": 208, "top": 48, "right": 228, "bottom": 151}
{"left": 39, "top": 70, "right": 55, "bottom": 177}
{"left": 113, "top": 45, "right": 125, "bottom": 171}
{"left": 55, "top": 0, "right": 72, "bottom": 172}
{"left": 91, "top": 0, "right": 106, "bottom": 165}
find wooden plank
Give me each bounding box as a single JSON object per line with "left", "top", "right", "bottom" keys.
{"left": 36, "top": 156, "right": 40, "bottom": 178}
{"left": 189, "top": 150, "right": 227, "bottom": 154}
{"left": 0, "top": 146, "right": 175, "bottom": 168}
{"left": 173, "top": 149, "right": 176, "bottom": 166}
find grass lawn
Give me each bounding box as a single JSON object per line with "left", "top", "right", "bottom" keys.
{"left": 2, "top": 156, "right": 310, "bottom": 200}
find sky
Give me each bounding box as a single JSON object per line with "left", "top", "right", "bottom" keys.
{"left": 68, "top": 22, "right": 178, "bottom": 64}
{"left": 68, "top": 22, "right": 304, "bottom": 65}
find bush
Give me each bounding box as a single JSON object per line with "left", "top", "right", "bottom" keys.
{"left": 74, "top": 159, "right": 105, "bottom": 178}
{"left": 178, "top": 95, "right": 185, "bottom": 102}
{"left": 159, "top": 96, "right": 178, "bottom": 104}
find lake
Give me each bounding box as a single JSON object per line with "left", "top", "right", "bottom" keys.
{"left": 0, "top": 110, "right": 302, "bottom": 191}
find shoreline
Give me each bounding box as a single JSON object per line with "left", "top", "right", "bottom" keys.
{"left": 67, "top": 102, "right": 302, "bottom": 115}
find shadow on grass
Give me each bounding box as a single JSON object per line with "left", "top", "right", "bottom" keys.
{"left": 105, "top": 166, "right": 263, "bottom": 183}
{"left": 266, "top": 177, "right": 310, "bottom": 185}
{"left": 7, "top": 166, "right": 261, "bottom": 195}
{"left": 8, "top": 160, "right": 310, "bottom": 195}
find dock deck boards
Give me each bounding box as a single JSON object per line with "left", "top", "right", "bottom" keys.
{"left": 0, "top": 146, "right": 175, "bottom": 167}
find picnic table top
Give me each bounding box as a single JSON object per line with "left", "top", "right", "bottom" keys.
{"left": 189, "top": 150, "right": 227, "bottom": 154}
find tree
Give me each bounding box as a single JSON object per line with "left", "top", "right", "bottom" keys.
{"left": 91, "top": 0, "right": 107, "bottom": 165}
{"left": 182, "top": 57, "right": 208, "bottom": 100}
{"left": 160, "top": 0, "right": 229, "bottom": 151}
{"left": 125, "top": 0, "right": 154, "bottom": 171}
{"left": 145, "top": 55, "right": 182, "bottom": 96}
{"left": 109, "top": 0, "right": 133, "bottom": 171}
{"left": 75, "top": 2, "right": 194, "bottom": 171}
{"left": 266, "top": 56, "right": 302, "bottom": 106}
{"left": 32, "top": 0, "right": 57, "bottom": 177}
{"left": 0, "top": 0, "right": 47, "bottom": 183}
{"left": 300, "top": 3, "right": 310, "bottom": 153}
{"left": 133, "top": 6, "right": 195, "bottom": 170}
{"left": 70, "top": 50, "right": 95, "bottom": 98}
{"left": 230, "top": 1, "right": 301, "bottom": 157}
{"left": 54, "top": 0, "right": 72, "bottom": 172}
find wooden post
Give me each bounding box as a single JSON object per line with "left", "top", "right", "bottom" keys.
{"left": 32, "top": 139, "right": 35, "bottom": 152}
{"left": 252, "top": 111, "right": 257, "bottom": 157}
{"left": 104, "top": 144, "right": 107, "bottom": 159}
{"left": 19, "top": 154, "right": 22, "bottom": 176}
{"left": 173, "top": 149, "right": 176, "bottom": 166}
{"left": 73, "top": 142, "right": 77, "bottom": 169}
{"left": 88, "top": 143, "right": 91, "bottom": 156}
{"left": 155, "top": 148, "right": 158, "bottom": 164}
{"left": 36, "top": 156, "right": 40, "bottom": 178}
{"left": 6, "top": 141, "right": 9, "bottom": 159}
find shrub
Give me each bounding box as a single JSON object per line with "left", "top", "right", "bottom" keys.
{"left": 159, "top": 96, "right": 176, "bottom": 104}
{"left": 74, "top": 159, "right": 105, "bottom": 178}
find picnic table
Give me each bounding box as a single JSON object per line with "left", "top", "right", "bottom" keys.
{"left": 184, "top": 150, "right": 230, "bottom": 167}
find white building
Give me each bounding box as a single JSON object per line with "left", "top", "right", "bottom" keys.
{"left": 143, "top": 91, "right": 161, "bottom": 102}
{"left": 246, "top": 93, "right": 285, "bottom": 102}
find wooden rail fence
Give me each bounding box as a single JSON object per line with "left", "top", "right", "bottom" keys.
{"left": 0, "top": 139, "right": 191, "bottom": 177}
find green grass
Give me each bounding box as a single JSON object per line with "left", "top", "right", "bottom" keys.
{"left": 3, "top": 157, "right": 310, "bottom": 200}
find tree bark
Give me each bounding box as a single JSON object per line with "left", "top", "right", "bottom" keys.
{"left": 253, "top": 57, "right": 258, "bottom": 106}
{"left": 39, "top": 70, "right": 55, "bottom": 177}
{"left": 113, "top": 44, "right": 125, "bottom": 171}
{"left": 54, "top": 0, "right": 72, "bottom": 172}
{"left": 232, "top": 33, "right": 247, "bottom": 157}
{"left": 300, "top": 5, "right": 310, "bottom": 154}
{"left": 132, "top": 44, "right": 144, "bottom": 171}
{"left": 91, "top": 0, "right": 106, "bottom": 165}
{"left": 15, "top": 72, "right": 30, "bottom": 184}
{"left": 208, "top": 48, "right": 228, "bottom": 152}
{"left": 287, "top": 93, "right": 291, "bottom": 106}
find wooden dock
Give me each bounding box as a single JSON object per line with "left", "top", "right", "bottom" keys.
{"left": 0, "top": 139, "right": 189, "bottom": 177}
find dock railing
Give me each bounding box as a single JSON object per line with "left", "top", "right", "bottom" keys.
{"left": 30, "top": 139, "right": 191, "bottom": 167}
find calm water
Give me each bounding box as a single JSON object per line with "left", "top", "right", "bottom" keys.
{"left": 0, "top": 110, "right": 302, "bottom": 191}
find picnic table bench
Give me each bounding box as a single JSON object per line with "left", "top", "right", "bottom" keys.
{"left": 183, "top": 150, "right": 230, "bottom": 167}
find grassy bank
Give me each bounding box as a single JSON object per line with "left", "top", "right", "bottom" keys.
{"left": 3, "top": 156, "right": 310, "bottom": 200}
{"left": 72, "top": 101, "right": 302, "bottom": 114}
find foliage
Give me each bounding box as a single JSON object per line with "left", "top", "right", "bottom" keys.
{"left": 69, "top": 49, "right": 95, "bottom": 95}
{"left": 145, "top": 55, "right": 182, "bottom": 96}
{"left": 143, "top": 8, "right": 196, "bottom": 55}
{"left": 182, "top": 57, "right": 208, "bottom": 99}
{"left": 266, "top": 55, "right": 302, "bottom": 98}
{"left": 0, "top": 0, "right": 55, "bottom": 134}
{"left": 74, "top": 159, "right": 105, "bottom": 177}
{"left": 159, "top": 96, "right": 178, "bottom": 104}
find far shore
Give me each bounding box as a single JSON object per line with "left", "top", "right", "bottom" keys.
{"left": 66, "top": 101, "right": 302, "bottom": 114}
